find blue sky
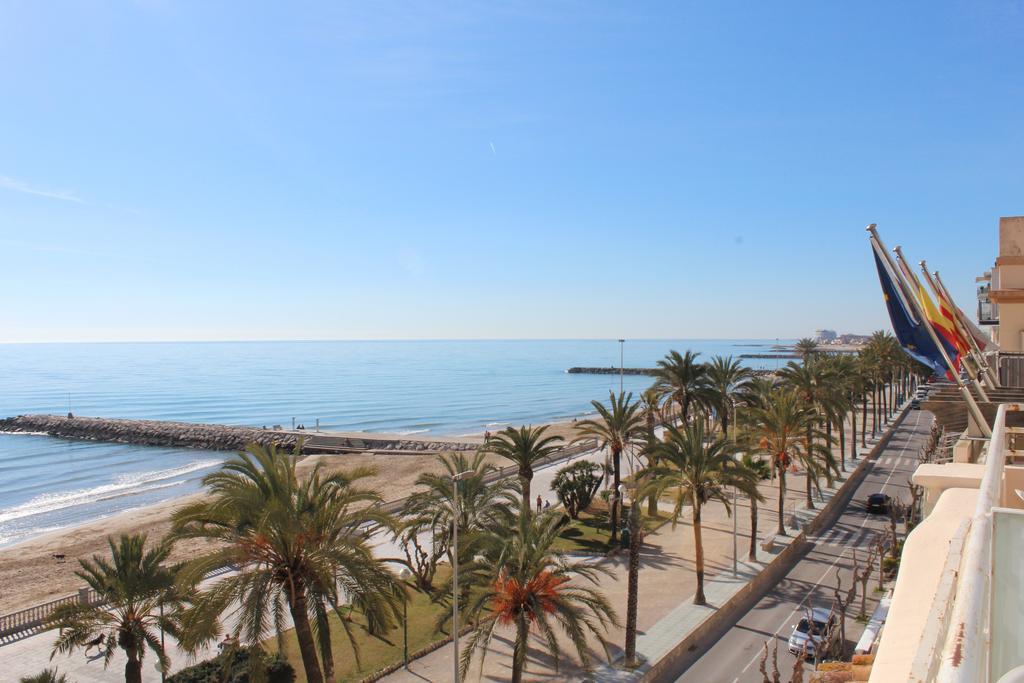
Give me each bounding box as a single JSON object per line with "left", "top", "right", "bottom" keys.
{"left": 1, "top": 1, "right": 1021, "bottom": 342}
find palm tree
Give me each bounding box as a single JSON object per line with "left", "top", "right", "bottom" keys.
{"left": 640, "top": 387, "right": 664, "bottom": 516}
{"left": 654, "top": 350, "right": 711, "bottom": 423}
{"left": 795, "top": 337, "right": 819, "bottom": 363}
{"left": 738, "top": 453, "right": 771, "bottom": 561}
{"left": 706, "top": 355, "right": 752, "bottom": 436}
{"left": 573, "top": 391, "right": 646, "bottom": 542}
{"left": 485, "top": 425, "right": 564, "bottom": 519}
{"left": 779, "top": 361, "right": 839, "bottom": 506}
{"left": 399, "top": 450, "right": 517, "bottom": 590}
{"left": 459, "top": 512, "right": 619, "bottom": 682}
{"left": 48, "top": 534, "right": 182, "bottom": 683}
{"left": 644, "top": 422, "right": 760, "bottom": 605}
{"left": 743, "top": 389, "right": 820, "bottom": 536}
{"left": 172, "top": 444, "right": 403, "bottom": 683}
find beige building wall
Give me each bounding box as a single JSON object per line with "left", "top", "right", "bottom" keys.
{"left": 990, "top": 217, "right": 1024, "bottom": 351}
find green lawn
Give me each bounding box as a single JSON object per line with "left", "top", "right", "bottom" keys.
{"left": 267, "top": 567, "right": 454, "bottom": 683}
{"left": 552, "top": 503, "right": 672, "bottom": 553}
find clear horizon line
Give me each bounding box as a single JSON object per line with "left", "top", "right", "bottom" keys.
{"left": 0, "top": 335, "right": 808, "bottom": 346}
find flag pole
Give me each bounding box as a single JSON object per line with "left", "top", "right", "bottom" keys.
{"left": 933, "top": 270, "right": 1001, "bottom": 388}
{"left": 867, "top": 225, "right": 991, "bottom": 437}
{"left": 907, "top": 260, "right": 990, "bottom": 401}
{"left": 891, "top": 244, "right": 991, "bottom": 435}
{"left": 920, "top": 262, "right": 997, "bottom": 392}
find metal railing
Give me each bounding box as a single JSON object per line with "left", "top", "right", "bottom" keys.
{"left": 0, "top": 588, "right": 101, "bottom": 639}
{"left": 935, "top": 402, "right": 1013, "bottom": 683}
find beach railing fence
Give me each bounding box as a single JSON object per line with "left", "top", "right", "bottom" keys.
{"left": 0, "top": 567, "right": 235, "bottom": 642}
{"left": 0, "top": 587, "right": 101, "bottom": 640}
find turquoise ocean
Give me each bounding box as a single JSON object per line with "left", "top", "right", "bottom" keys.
{"left": 0, "top": 339, "right": 791, "bottom": 546}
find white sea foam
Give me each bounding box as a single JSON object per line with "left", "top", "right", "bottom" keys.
{"left": 0, "top": 459, "right": 222, "bottom": 524}
{"left": 395, "top": 428, "right": 430, "bottom": 435}
{"left": 0, "top": 430, "right": 50, "bottom": 436}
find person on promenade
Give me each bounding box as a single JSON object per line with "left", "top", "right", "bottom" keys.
{"left": 536, "top": 494, "right": 543, "bottom": 513}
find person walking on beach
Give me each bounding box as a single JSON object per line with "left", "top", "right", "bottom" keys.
{"left": 536, "top": 494, "right": 542, "bottom": 513}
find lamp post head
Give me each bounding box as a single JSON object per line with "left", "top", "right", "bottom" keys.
{"left": 452, "top": 470, "right": 475, "bottom": 482}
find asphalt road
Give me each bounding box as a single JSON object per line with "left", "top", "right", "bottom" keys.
{"left": 674, "top": 408, "right": 934, "bottom": 683}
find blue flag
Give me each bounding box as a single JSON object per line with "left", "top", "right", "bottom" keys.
{"left": 872, "top": 244, "right": 948, "bottom": 376}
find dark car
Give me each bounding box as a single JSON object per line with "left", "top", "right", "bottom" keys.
{"left": 910, "top": 398, "right": 921, "bottom": 409}
{"left": 866, "top": 493, "right": 891, "bottom": 514}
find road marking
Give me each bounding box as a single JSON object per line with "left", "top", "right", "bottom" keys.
{"left": 729, "top": 410, "right": 925, "bottom": 682}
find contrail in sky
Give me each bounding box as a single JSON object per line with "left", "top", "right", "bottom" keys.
{"left": 489, "top": 141, "right": 496, "bottom": 155}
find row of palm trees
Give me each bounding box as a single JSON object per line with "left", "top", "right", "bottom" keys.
{"left": 45, "top": 334, "right": 925, "bottom": 683}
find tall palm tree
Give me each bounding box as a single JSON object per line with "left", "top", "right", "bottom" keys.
{"left": 738, "top": 453, "right": 771, "bottom": 561}
{"left": 795, "top": 338, "right": 819, "bottom": 364}
{"left": 399, "top": 450, "right": 518, "bottom": 590}
{"left": 644, "top": 423, "right": 760, "bottom": 605}
{"left": 706, "top": 355, "right": 752, "bottom": 436}
{"left": 485, "top": 425, "right": 564, "bottom": 519}
{"left": 459, "top": 512, "right": 619, "bottom": 682}
{"left": 172, "top": 444, "right": 402, "bottom": 683}
{"left": 49, "top": 534, "right": 183, "bottom": 683}
{"left": 639, "top": 387, "right": 665, "bottom": 515}
{"left": 574, "top": 391, "right": 646, "bottom": 542}
{"left": 654, "top": 350, "right": 711, "bottom": 423}
{"left": 743, "top": 389, "right": 820, "bottom": 536}
{"left": 779, "top": 361, "right": 839, "bottom": 506}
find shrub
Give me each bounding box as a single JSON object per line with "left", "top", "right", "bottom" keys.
{"left": 167, "top": 647, "right": 295, "bottom": 683}
{"left": 551, "top": 460, "right": 603, "bottom": 519}
{"left": 19, "top": 669, "right": 69, "bottom": 683}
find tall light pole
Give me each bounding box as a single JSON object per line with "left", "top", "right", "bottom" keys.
{"left": 731, "top": 399, "right": 738, "bottom": 578}
{"left": 618, "top": 339, "right": 625, "bottom": 395}
{"left": 399, "top": 567, "right": 412, "bottom": 668}
{"left": 451, "top": 469, "right": 474, "bottom": 683}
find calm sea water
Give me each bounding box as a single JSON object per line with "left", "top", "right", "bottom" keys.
{"left": 0, "top": 339, "right": 789, "bottom": 546}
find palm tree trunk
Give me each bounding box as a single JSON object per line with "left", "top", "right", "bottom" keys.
{"left": 850, "top": 398, "right": 858, "bottom": 461}
{"left": 124, "top": 648, "right": 143, "bottom": 683}
{"left": 805, "top": 464, "right": 814, "bottom": 509}
{"left": 289, "top": 588, "right": 326, "bottom": 683}
{"left": 777, "top": 468, "right": 787, "bottom": 536}
{"left": 610, "top": 446, "right": 621, "bottom": 543}
{"left": 321, "top": 631, "right": 336, "bottom": 683}
{"left": 521, "top": 473, "right": 532, "bottom": 521}
{"left": 625, "top": 504, "right": 641, "bottom": 666}
{"left": 838, "top": 418, "right": 846, "bottom": 473}
{"left": 692, "top": 500, "right": 706, "bottom": 605}
{"left": 861, "top": 394, "right": 868, "bottom": 446}
{"left": 511, "top": 616, "right": 529, "bottom": 683}
{"left": 804, "top": 429, "right": 815, "bottom": 510}
{"left": 748, "top": 494, "right": 758, "bottom": 561}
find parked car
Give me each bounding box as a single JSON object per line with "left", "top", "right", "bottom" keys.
{"left": 866, "top": 492, "right": 891, "bottom": 514}
{"left": 788, "top": 607, "right": 837, "bottom": 658}
{"left": 910, "top": 398, "right": 921, "bottom": 409}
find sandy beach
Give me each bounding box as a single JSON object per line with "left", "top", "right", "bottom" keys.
{"left": 0, "top": 418, "right": 592, "bottom": 613}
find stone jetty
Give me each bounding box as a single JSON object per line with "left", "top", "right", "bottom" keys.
{"left": 0, "top": 414, "right": 478, "bottom": 454}
{"left": 566, "top": 367, "right": 659, "bottom": 376}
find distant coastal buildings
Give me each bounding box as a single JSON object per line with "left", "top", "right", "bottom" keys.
{"left": 814, "top": 330, "right": 870, "bottom": 346}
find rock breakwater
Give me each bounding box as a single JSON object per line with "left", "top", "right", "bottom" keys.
{"left": 0, "top": 415, "right": 478, "bottom": 454}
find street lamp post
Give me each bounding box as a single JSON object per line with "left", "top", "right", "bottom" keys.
{"left": 399, "top": 567, "right": 411, "bottom": 668}
{"left": 451, "top": 469, "right": 474, "bottom": 683}
{"left": 731, "top": 399, "right": 738, "bottom": 578}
